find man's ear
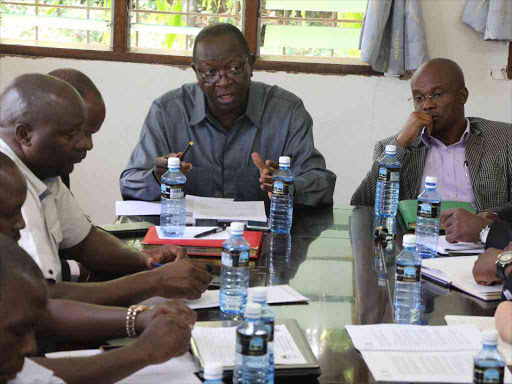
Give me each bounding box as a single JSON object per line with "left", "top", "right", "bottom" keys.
{"left": 248, "top": 54, "right": 256, "bottom": 78}
{"left": 14, "top": 123, "right": 33, "bottom": 147}
{"left": 460, "top": 87, "right": 469, "bottom": 105}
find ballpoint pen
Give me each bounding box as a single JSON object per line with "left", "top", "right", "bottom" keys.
{"left": 180, "top": 140, "right": 194, "bottom": 161}
{"left": 194, "top": 226, "right": 225, "bottom": 239}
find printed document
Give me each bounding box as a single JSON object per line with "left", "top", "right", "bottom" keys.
{"left": 437, "top": 235, "right": 485, "bottom": 254}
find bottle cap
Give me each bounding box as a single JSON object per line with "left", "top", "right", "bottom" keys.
{"left": 230, "top": 222, "right": 244, "bottom": 234}
{"left": 402, "top": 234, "right": 417, "bottom": 247}
{"left": 244, "top": 303, "right": 262, "bottom": 318}
{"left": 168, "top": 157, "right": 180, "bottom": 167}
{"left": 385, "top": 145, "right": 397, "bottom": 154}
{"left": 279, "top": 156, "right": 291, "bottom": 166}
{"left": 204, "top": 362, "right": 223, "bottom": 380}
{"left": 482, "top": 329, "right": 499, "bottom": 344}
{"left": 252, "top": 287, "right": 267, "bottom": 303}
{"left": 425, "top": 176, "right": 437, "bottom": 186}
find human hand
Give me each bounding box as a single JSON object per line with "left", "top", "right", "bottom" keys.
{"left": 135, "top": 300, "right": 197, "bottom": 334}
{"left": 152, "top": 258, "right": 212, "bottom": 300}
{"left": 251, "top": 152, "right": 278, "bottom": 197}
{"left": 440, "top": 208, "right": 492, "bottom": 243}
{"left": 397, "top": 112, "right": 433, "bottom": 148}
{"left": 154, "top": 152, "right": 193, "bottom": 181}
{"left": 134, "top": 314, "right": 192, "bottom": 365}
{"left": 143, "top": 245, "right": 187, "bottom": 270}
{"left": 478, "top": 211, "right": 499, "bottom": 222}
{"left": 472, "top": 248, "right": 502, "bottom": 286}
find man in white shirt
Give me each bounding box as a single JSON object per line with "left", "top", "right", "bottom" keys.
{"left": 0, "top": 234, "right": 196, "bottom": 384}
{"left": 0, "top": 73, "right": 211, "bottom": 305}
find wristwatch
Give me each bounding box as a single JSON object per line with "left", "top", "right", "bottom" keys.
{"left": 496, "top": 251, "right": 512, "bottom": 280}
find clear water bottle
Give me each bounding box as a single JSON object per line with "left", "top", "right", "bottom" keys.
{"left": 416, "top": 176, "right": 442, "bottom": 259}
{"left": 252, "top": 288, "right": 275, "bottom": 384}
{"left": 393, "top": 234, "right": 422, "bottom": 324}
{"left": 374, "top": 145, "right": 400, "bottom": 217}
{"left": 160, "top": 157, "right": 186, "bottom": 237}
{"left": 233, "top": 303, "right": 269, "bottom": 384}
{"left": 473, "top": 330, "right": 505, "bottom": 384}
{"left": 204, "top": 362, "right": 224, "bottom": 384}
{"left": 270, "top": 156, "right": 294, "bottom": 234}
{"left": 268, "top": 233, "right": 292, "bottom": 286}
{"left": 220, "top": 222, "right": 250, "bottom": 316}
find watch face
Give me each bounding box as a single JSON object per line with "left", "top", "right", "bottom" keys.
{"left": 498, "top": 252, "right": 512, "bottom": 263}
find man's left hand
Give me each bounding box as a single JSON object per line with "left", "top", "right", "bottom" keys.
{"left": 251, "top": 152, "right": 278, "bottom": 197}
{"left": 143, "top": 245, "right": 187, "bottom": 269}
{"left": 473, "top": 248, "right": 503, "bottom": 286}
{"left": 441, "top": 208, "right": 492, "bottom": 243}
{"left": 135, "top": 300, "right": 197, "bottom": 334}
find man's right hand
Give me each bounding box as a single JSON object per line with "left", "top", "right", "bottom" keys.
{"left": 154, "top": 153, "right": 193, "bottom": 182}
{"left": 397, "top": 112, "right": 433, "bottom": 149}
{"left": 472, "top": 248, "right": 503, "bottom": 286}
{"left": 134, "top": 314, "right": 193, "bottom": 365}
{"left": 151, "top": 258, "right": 212, "bottom": 300}
{"left": 441, "top": 208, "right": 492, "bottom": 243}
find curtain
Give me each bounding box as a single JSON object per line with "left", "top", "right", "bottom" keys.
{"left": 359, "top": 0, "right": 429, "bottom": 76}
{"left": 463, "top": 0, "right": 512, "bottom": 41}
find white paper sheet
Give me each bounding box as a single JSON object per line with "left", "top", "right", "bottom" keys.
{"left": 46, "top": 350, "right": 200, "bottom": 384}
{"left": 155, "top": 226, "right": 230, "bottom": 240}
{"left": 445, "top": 315, "right": 512, "bottom": 364}
{"left": 437, "top": 235, "right": 485, "bottom": 254}
{"left": 192, "top": 199, "right": 267, "bottom": 222}
{"left": 345, "top": 324, "right": 482, "bottom": 352}
{"left": 140, "top": 285, "right": 309, "bottom": 309}
{"left": 192, "top": 324, "right": 306, "bottom": 367}
{"left": 361, "top": 350, "right": 512, "bottom": 383}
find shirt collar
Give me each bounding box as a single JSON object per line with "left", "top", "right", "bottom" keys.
{"left": 0, "top": 137, "right": 49, "bottom": 199}
{"left": 421, "top": 118, "right": 470, "bottom": 148}
{"left": 188, "top": 82, "right": 263, "bottom": 128}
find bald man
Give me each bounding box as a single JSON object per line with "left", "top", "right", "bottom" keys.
{"left": 0, "top": 234, "right": 195, "bottom": 384}
{"left": 0, "top": 73, "right": 211, "bottom": 306}
{"left": 351, "top": 58, "right": 512, "bottom": 216}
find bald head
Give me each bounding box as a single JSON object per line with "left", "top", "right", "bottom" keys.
{"left": 412, "top": 58, "right": 466, "bottom": 90}
{"left": 0, "top": 153, "right": 27, "bottom": 242}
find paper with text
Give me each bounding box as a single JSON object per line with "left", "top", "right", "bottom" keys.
{"left": 437, "top": 235, "right": 485, "bottom": 254}
{"left": 445, "top": 315, "right": 512, "bottom": 364}
{"left": 192, "top": 199, "right": 267, "bottom": 222}
{"left": 192, "top": 324, "right": 307, "bottom": 367}
{"left": 155, "top": 226, "right": 230, "bottom": 240}
{"left": 115, "top": 196, "right": 234, "bottom": 216}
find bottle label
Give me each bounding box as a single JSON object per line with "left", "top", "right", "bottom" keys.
{"left": 378, "top": 166, "right": 400, "bottom": 182}
{"left": 236, "top": 332, "right": 268, "bottom": 356}
{"left": 221, "top": 250, "right": 249, "bottom": 267}
{"left": 396, "top": 264, "right": 421, "bottom": 283}
{"left": 417, "top": 201, "right": 441, "bottom": 219}
{"left": 264, "top": 319, "right": 275, "bottom": 342}
{"left": 161, "top": 184, "right": 185, "bottom": 199}
{"left": 474, "top": 363, "right": 504, "bottom": 384}
{"left": 272, "top": 180, "right": 292, "bottom": 196}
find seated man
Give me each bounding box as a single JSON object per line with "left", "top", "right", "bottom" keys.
{"left": 120, "top": 23, "right": 336, "bottom": 207}
{"left": 0, "top": 234, "right": 194, "bottom": 384}
{"left": 351, "top": 58, "right": 512, "bottom": 213}
{"left": 0, "top": 73, "right": 211, "bottom": 305}
{"left": 0, "top": 152, "right": 195, "bottom": 346}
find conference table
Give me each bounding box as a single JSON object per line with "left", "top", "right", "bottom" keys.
{"left": 119, "top": 205, "right": 497, "bottom": 383}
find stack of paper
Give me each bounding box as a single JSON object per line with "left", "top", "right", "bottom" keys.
{"left": 116, "top": 195, "right": 267, "bottom": 223}
{"left": 345, "top": 324, "right": 512, "bottom": 383}
{"left": 437, "top": 235, "right": 485, "bottom": 255}
{"left": 422, "top": 256, "right": 503, "bottom": 301}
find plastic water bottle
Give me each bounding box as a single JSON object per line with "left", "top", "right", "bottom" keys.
{"left": 393, "top": 234, "right": 422, "bottom": 324}
{"left": 270, "top": 156, "right": 294, "bottom": 234}
{"left": 220, "top": 222, "right": 250, "bottom": 316}
{"left": 252, "top": 288, "right": 275, "bottom": 384}
{"left": 160, "top": 157, "right": 186, "bottom": 237}
{"left": 374, "top": 145, "right": 400, "bottom": 217}
{"left": 204, "top": 362, "right": 224, "bottom": 384}
{"left": 473, "top": 330, "right": 505, "bottom": 384}
{"left": 233, "top": 303, "right": 269, "bottom": 384}
{"left": 416, "top": 176, "right": 442, "bottom": 259}
{"left": 268, "top": 233, "right": 292, "bottom": 286}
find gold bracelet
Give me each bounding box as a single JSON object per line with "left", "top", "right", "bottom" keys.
{"left": 126, "top": 305, "right": 150, "bottom": 338}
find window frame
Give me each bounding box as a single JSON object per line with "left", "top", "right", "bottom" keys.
{"left": 0, "top": 0, "right": 510, "bottom": 77}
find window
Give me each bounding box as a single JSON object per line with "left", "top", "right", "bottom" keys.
{"left": 0, "top": 0, "right": 379, "bottom": 75}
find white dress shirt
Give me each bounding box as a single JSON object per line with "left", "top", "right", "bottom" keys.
{"left": 8, "top": 358, "right": 65, "bottom": 384}
{"left": 0, "top": 139, "right": 92, "bottom": 281}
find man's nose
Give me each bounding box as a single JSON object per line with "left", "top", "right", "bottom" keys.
{"left": 14, "top": 214, "right": 26, "bottom": 231}
{"left": 77, "top": 131, "right": 93, "bottom": 151}
{"left": 422, "top": 96, "right": 436, "bottom": 110}
{"left": 216, "top": 72, "right": 233, "bottom": 87}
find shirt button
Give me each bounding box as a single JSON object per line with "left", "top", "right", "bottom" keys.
{"left": 49, "top": 270, "right": 54, "bottom": 275}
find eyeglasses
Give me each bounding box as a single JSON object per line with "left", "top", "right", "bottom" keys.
{"left": 195, "top": 57, "right": 249, "bottom": 84}
{"left": 408, "top": 91, "right": 447, "bottom": 105}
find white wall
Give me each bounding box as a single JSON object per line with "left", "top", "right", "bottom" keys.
{"left": 1, "top": 0, "right": 511, "bottom": 224}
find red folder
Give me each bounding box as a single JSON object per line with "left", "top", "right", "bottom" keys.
{"left": 142, "top": 226, "right": 263, "bottom": 257}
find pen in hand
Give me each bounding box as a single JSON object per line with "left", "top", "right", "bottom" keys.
{"left": 180, "top": 141, "right": 194, "bottom": 161}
